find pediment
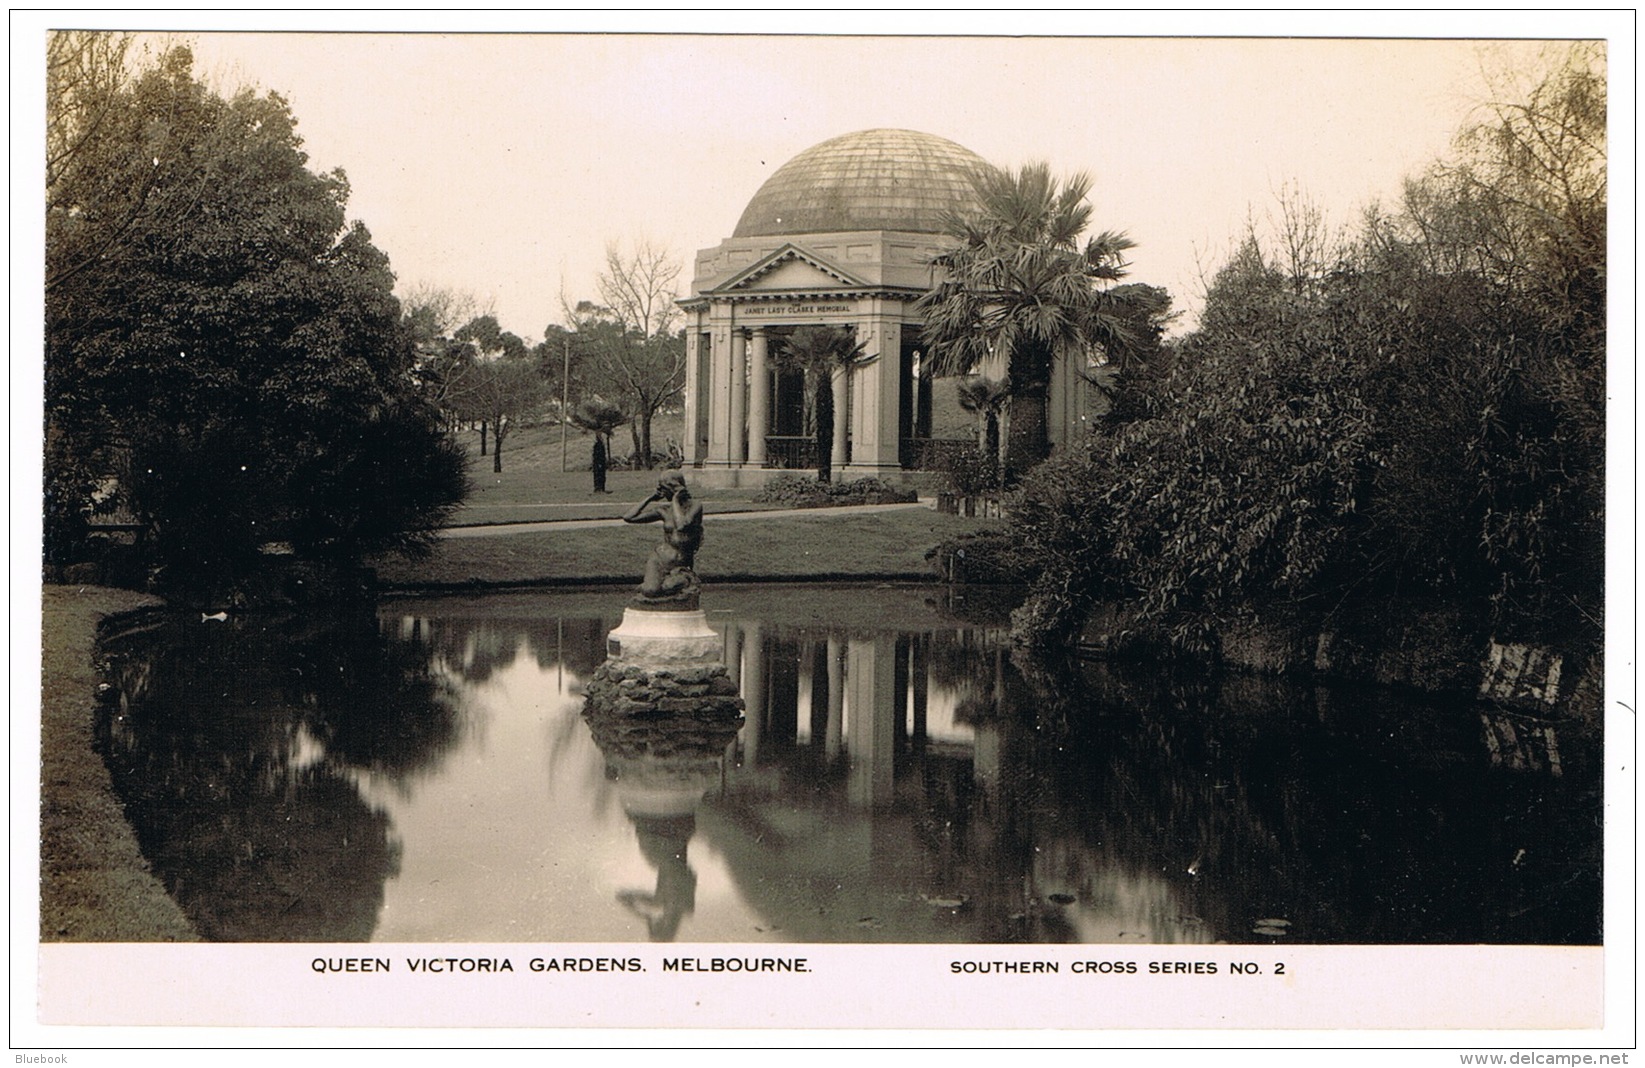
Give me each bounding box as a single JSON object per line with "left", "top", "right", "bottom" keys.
{"left": 710, "top": 243, "right": 869, "bottom": 295}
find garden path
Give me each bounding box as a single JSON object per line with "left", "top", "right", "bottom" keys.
{"left": 439, "top": 500, "right": 934, "bottom": 539}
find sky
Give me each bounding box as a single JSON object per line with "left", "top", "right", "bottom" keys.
{"left": 72, "top": 12, "right": 1608, "bottom": 342}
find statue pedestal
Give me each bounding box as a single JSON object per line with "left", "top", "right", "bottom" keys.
{"left": 606, "top": 606, "right": 722, "bottom": 666}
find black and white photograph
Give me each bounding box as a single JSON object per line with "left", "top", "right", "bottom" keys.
{"left": 14, "top": 9, "right": 1634, "bottom": 1055}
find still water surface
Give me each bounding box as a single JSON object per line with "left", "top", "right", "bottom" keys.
{"left": 96, "top": 585, "right": 1601, "bottom": 945}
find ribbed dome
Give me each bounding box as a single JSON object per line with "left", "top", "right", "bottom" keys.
{"left": 733, "top": 129, "right": 989, "bottom": 238}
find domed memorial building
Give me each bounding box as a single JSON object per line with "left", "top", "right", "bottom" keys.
{"left": 679, "top": 128, "right": 1101, "bottom": 484}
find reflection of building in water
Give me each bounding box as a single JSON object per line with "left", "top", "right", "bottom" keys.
{"left": 687, "top": 622, "right": 1021, "bottom": 941}
{"left": 693, "top": 620, "right": 1232, "bottom": 944}
{"left": 724, "top": 623, "right": 999, "bottom": 808}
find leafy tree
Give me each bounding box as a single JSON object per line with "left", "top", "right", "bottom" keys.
{"left": 468, "top": 355, "right": 548, "bottom": 474}
{"left": 454, "top": 314, "right": 527, "bottom": 362}
{"left": 775, "top": 326, "right": 869, "bottom": 483}
{"left": 1375, "top": 42, "right": 1606, "bottom": 633}
{"left": 1090, "top": 282, "right": 1177, "bottom": 423}
{"left": 918, "top": 162, "right": 1143, "bottom": 481}
{"left": 45, "top": 41, "right": 467, "bottom": 598}
{"left": 451, "top": 314, "right": 530, "bottom": 456}
{"left": 399, "top": 287, "right": 490, "bottom": 434}
{"left": 399, "top": 283, "right": 484, "bottom": 345}
{"left": 531, "top": 323, "right": 582, "bottom": 417}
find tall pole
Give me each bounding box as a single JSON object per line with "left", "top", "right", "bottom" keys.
{"left": 560, "top": 337, "right": 571, "bottom": 472}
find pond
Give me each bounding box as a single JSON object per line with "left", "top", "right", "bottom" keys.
{"left": 94, "top": 584, "right": 1602, "bottom": 945}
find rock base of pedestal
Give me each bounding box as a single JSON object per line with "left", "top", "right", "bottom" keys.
{"left": 606, "top": 606, "right": 722, "bottom": 666}
{"left": 583, "top": 660, "right": 746, "bottom": 722}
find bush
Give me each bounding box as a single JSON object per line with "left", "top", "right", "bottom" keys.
{"left": 943, "top": 448, "right": 1003, "bottom": 497}
{"left": 925, "top": 529, "right": 1036, "bottom": 584}
{"left": 754, "top": 474, "right": 918, "bottom": 508}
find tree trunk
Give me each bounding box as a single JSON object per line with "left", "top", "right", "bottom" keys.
{"left": 628, "top": 421, "right": 641, "bottom": 463}
{"left": 492, "top": 420, "right": 506, "bottom": 473}
{"left": 639, "top": 409, "right": 654, "bottom": 469}
{"left": 1005, "top": 343, "right": 1053, "bottom": 483}
{"left": 479, "top": 420, "right": 488, "bottom": 456}
{"left": 1003, "top": 389, "right": 1048, "bottom": 483}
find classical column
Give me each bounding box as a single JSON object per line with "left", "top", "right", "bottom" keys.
{"left": 830, "top": 364, "right": 850, "bottom": 472}
{"left": 845, "top": 314, "right": 903, "bottom": 476}
{"left": 728, "top": 329, "right": 748, "bottom": 465}
{"left": 746, "top": 327, "right": 768, "bottom": 468}
{"left": 704, "top": 323, "right": 734, "bottom": 467}
{"left": 682, "top": 329, "right": 702, "bottom": 464}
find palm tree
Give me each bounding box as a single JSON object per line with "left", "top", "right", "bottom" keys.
{"left": 776, "top": 326, "right": 869, "bottom": 483}
{"left": 917, "top": 162, "right": 1137, "bottom": 481}
{"left": 955, "top": 375, "right": 1010, "bottom": 468}
{"left": 570, "top": 398, "right": 628, "bottom": 471}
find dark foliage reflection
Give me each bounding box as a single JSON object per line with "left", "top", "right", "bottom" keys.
{"left": 97, "top": 607, "right": 463, "bottom": 940}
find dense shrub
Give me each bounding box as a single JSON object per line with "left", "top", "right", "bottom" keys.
{"left": 754, "top": 474, "right": 918, "bottom": 508}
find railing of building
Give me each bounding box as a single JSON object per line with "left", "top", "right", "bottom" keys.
{"left": 763, "top": 436, "right": 820, "bottom": 470}
{"left": 759, "top": 437, "right": 973, "bottom": 471}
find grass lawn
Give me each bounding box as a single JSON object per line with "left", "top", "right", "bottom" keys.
{"left": 39, "top": 586, "right": 198, "bottom": 941}
{"left": 449, "top": 416, "right": 951, "bottom": 525}
{"left": 457, "top": 416, "right": 788, "bottom": 525}
{"left": 375, "top": 507, "right": 997, "bottom": 589}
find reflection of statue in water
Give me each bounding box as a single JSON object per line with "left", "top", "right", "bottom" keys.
{"left": 616, "top": 814, "right": 698, "bottom": 941}
{"left": 621, "top": 474, "right": 704, "bottom": 607}
{"left": 582, "top": 666, "right": 744, "bottom": 943}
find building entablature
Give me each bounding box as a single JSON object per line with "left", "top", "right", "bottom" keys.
{"left": 690, "top": 230, "right": 955, "bottom": 300}
{"left": 678, "top": 291, "right": 926, "bottom": 323}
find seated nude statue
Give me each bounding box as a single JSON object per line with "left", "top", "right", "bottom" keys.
{"left": 622, "top": 474, "right": 705, "bottom": 603}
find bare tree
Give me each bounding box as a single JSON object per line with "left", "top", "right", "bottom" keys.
{"left": 596, "top": 239, "right": 682, "bottom": 337}
{"left": 565, "top": 239, "right": 687, "bottom": 468}
{"left": 1261, "top": 181, "right": 1339, "bottom": 297}
{"left": 47, "top": 31, "right": 135, "bottom": 196}
{"left": 400, "top": 283, "right": 488, "bottom": 342}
